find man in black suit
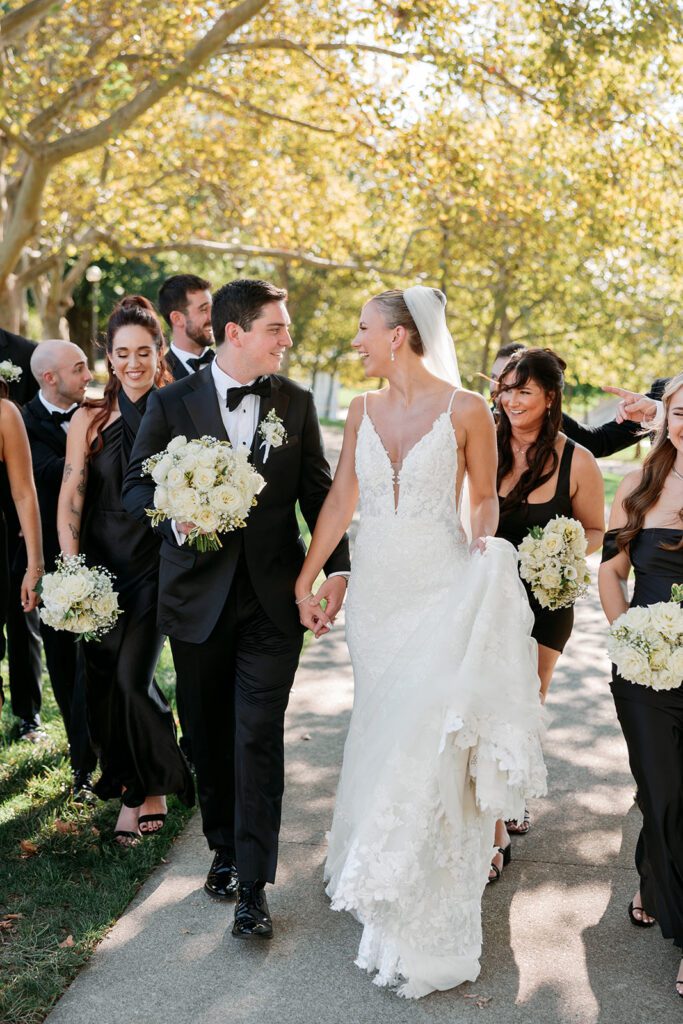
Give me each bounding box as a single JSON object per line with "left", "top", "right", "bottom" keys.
{"left": 123, "top": 279, "right": 350, "bottom": 939}
{"left": 490, "top": 343, "right": 661, "bottom": 457}
{"left": 158, "top": 274, "right": 214, "bottom": 381}
{"left": 22, "top": 341, "right": 97, "bottom": 795}
{"left": 0, "top": 326, "right": 43, "bottom": 739}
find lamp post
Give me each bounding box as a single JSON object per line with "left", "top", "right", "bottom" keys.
{"left": 85, "top": 264, "right": 102, "bottom": 348}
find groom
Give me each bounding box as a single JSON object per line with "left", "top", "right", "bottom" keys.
{"left": 122, "top": 279, "right": 350, "bottom": 938}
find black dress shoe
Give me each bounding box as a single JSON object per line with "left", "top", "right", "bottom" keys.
{"left": 17, "top": 718, "right": 46, "bottom": 742}
{"left": 204, "top": 849, "right": 239, "bottom": 900}
{"left": 72, "top": 770, "right": 95, "bottom": 803}
{"left": 232, "top": 882, "right": 273, "bottom": 939}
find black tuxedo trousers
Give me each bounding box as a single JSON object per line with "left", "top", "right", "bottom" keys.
{"left": 171, "top": 553, "right": 302, "bottom": 882}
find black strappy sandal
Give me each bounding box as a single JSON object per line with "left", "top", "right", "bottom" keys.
{"left": 138, "top": 813, "right": 167, "bottom": 835}
{"left": 505, "top": 807, "right": 530, "bottom": 835}
{"left": 627, "top": 899, "right": 656, "bottom": 928}
{"left": 487, "top": 843, "right": 511, "bottom": 883}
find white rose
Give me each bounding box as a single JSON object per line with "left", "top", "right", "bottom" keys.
{"left": 539, "top": 568, "right": 562, "bottom": 590}
{"left": 621, "top": 606, "right": 651, "bottom": 632}
{"left": 652, "top": 667, "right": 678, "bottom": 691}
{"left": 62, "top": 572, "right": 95, "bottom": 604}
{"left": 209, "top": 484, "right": 243, "bottom": 514}
{"left": 615, "top": 645, "right": 651, "bottom": 684}
{"left": 154, "top": 485, "right": 170, "bottom": 511}
{"left": 167, "top": 435, "right": 187, "bottom": 454}
{"left": 669, "top": 646, "right": 683, "bottom": 685}
{"left": 194, "top": 506, "right": 220, "bottom": 532}
{"left": 563, "top": 565, "right": 578, "bottom": 580}
{"left": 542, "top": 534, "right": 564, "bottom": 556}
{"left": 166, "top": 465, "right": 186, "bottom": 488}
{"left": 96, "top": 591, "right": 118, "bottom": 618}
{"left": 192, "top": 465, "right": 216, "bottom": 491}
{"left": 151, "top": 455, "right": 173, "bottom": 483}
{"left": 648, "top": 601, "right": 683, "bottom": 639}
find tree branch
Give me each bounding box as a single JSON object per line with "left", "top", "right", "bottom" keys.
{"left": 0, "top": 0, "right": 65, "bottom": 48}
{"left": 102, "top": 235, "right": 417, "bottom": 278}
{"left": 44, "top": 0, "right": 271, "bottom": 162}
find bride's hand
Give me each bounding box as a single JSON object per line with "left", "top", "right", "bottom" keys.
{"left": 470, "top": 536, "right": 487, "bottom": 555}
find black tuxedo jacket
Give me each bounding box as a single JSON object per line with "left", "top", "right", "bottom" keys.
{"left": 561, "top": 378, "right": 669, "bottom": 458}
{"left": 163, "top": 348, "right": 190, "bottom": 382}
{"left": 21, "top": 395, "right": 68, "bottom": 572}
{"left": 122, "top": 368, "right": 350, "bottom": 643}
{"left": 0, "top": 328, "right": 38, "bottom": 405}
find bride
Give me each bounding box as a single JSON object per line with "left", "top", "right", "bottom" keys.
{"left": 295, "top": 286, "right": 546, "bottom": 998}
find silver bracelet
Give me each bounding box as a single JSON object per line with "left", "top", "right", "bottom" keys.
{"left": 295, "top": 592, "right": 314, "bottom": 606}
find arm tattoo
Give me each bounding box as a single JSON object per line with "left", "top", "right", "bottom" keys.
{"left": 68, "top": 524, "right": 79, "bottom": 540}
{"left": 63, "top": 463, "right": 73, "bottom": 481}
{"left": 76, "top": 480, "right": 86, "bottom": 496}
{"left": 69, "top": 505, "right": 81, "bottom": 520}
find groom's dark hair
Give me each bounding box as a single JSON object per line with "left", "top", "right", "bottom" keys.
{"left": 212, "top": 279, "right": 287, "bottom": 344}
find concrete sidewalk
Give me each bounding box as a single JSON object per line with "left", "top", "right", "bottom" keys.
{"left": 45, "top": 565, "right": 679, "bottom": 1024}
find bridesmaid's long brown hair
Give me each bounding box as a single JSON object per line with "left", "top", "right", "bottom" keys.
{"left": 85, "top": 295, "right": 169, "bottom": 455}
{"left": 496, "top": 348, "right": 567, "bottom": 512}
{"left": 616, "top": 372, "right": 683, "bottom": 553}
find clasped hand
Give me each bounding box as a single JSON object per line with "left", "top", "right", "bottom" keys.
{"left": 296, "top": 577, "right": 348, "bottom": 638}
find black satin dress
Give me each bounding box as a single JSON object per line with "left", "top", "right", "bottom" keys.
{"left": 603, "top": 527, "right": 683, "bottom": 947}
{"left": 496, "top": 439, "right": 576, "bottom": 653}
{"left": 81, "top": 389, "right": 194, "bottom": 809}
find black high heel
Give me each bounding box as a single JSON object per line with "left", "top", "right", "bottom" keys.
{"left": 487, "top": 843, "right": 511, "bottom": 883}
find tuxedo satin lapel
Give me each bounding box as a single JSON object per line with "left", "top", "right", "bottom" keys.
{"left": 251, "top": 377, "right": 290, "bottom": 469}
{"left": 183, "top": 367, "right": 229, "bottom": 442}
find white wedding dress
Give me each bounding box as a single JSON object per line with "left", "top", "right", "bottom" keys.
{"left": 324, "top": 391, "right": 547, "bottom": 998}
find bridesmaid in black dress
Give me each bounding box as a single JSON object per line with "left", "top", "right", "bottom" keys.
{"left": 57, "top": 297, "right": 193, "bottom": 844}
{"left": 0, "top": 382, "right": 43, "bottom": 715}
{"left": 599, "top": 372, "right": 683, "bottom": 999}
{"left": 489, "top": 348, "right": 604, "bottom": 877}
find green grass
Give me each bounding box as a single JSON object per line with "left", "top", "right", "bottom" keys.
{"left": 0, "top": 644, "right": 194, "bottom": 1024}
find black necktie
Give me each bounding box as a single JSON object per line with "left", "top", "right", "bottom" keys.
{"left": 51, "top": 407, "right": 77, "bottom": 425}
{"left": 226, "top": 378, "right": 271, "bottom": 412}
{"left": 187, "top": 350, "right": 215, "bottom": 373}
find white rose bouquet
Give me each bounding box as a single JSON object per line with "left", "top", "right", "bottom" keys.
{"left": 37, "top": 554, "right": 121, "bottom": 641}
{"left": 142, "top": 434, "right": 266, "bottom": 552}
{"left": 518, "top": 515, "right": 591, "bottom": 610}
{"left": 608, "top": 584, "right": 683, "bottom": 691}
{"left": 0, "top": 359, "right": 22, "bottom": 384}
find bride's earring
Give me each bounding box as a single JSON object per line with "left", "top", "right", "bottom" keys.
{"left": 390, "top": 347, "right": 395, "bottom": 362}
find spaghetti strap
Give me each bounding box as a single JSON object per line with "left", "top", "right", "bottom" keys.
{"left": 363, "top": 392, "right": 368, "bottom": 415}
{"left": 447, "top": 388, "right": 459, "bottom": 415}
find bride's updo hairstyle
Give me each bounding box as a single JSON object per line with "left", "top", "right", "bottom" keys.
{"left": 85, "top": 295, "right": 169, "bottom": 455}
{"left": 615, "top": 371, "right": 683, "bottom": 553}
{"left": 372, "top": 289, "right": 434, "bottom": 356}
{"left": 496, "top": 347, "right": 567, "bottom": 512}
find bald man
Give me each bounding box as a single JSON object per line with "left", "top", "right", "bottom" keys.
{"left": 21, "top": 341, "right": 96, "bottom": 795}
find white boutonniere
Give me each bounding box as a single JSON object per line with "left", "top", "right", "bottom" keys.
{"left": 0, "top": 359, "right": 22, "bottom": 384}
{"left": 258, "top": 409, "right": 287, "bottom": 463}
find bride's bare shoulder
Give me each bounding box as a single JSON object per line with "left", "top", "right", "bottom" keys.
{"left": 451, "top": 388, "right": 492, "bottom": 421}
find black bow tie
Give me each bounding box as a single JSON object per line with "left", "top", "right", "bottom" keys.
{"left": 50, "top": 407, "right": 77, "bottom": 425}
{"left": 226, "top": 378, "right": 271, "bottom": 412}
{"left": 187, "top": 350, "right": 215, "bottom": 373}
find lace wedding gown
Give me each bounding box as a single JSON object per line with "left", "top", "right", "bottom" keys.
{"left": 324, "top": 392, "right": 547, "bottom": 998}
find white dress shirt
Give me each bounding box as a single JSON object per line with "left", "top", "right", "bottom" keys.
{"left": 38, "top": 390, "right": 78, "bottom": 433}
{"left": 210, "top": 359, "right": 261, "bottom": 451}
{"left": 169, "top": 342, "right": 212, "bottom": 376}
